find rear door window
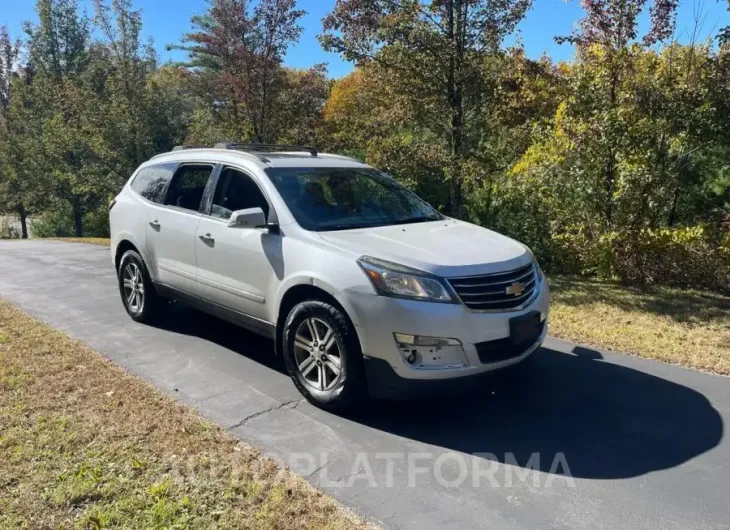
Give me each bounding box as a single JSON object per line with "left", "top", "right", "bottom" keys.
{"left": 130, "top": 163, "right": 177, "bottom": 203}
{"left": 164, "top": 165, "right": 215, "bottom": 212}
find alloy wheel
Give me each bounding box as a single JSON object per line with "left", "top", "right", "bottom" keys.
{"left": 293, "top": 317, "right": 343, "bottom": 391}
{"left": 122, "top": 262, "right": 145, "bottom": 313}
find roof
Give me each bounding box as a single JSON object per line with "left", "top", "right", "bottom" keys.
{"left": 149, "top": 147, "right": 368, "bottom": 170}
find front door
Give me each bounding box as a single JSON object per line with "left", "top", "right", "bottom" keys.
{"left": 195, "top": 166, "right": 280, "bottom": 321}
{"left": 145, "top": 163, "right": 215, "bottom": 294}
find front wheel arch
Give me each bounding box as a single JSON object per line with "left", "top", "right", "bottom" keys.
{"left": 275, "top": 284, "right": 360, "bottom": 357}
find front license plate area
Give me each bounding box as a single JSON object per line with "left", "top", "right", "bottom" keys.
{"left": 509, "top": 311, "right": 542, "bottom": 346}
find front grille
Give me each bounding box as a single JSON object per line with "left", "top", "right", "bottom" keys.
{"left": 475, "top": 321, "right": 546, "bottom": 364}
{"left": 447, "top": 262, "right": 537, "bottom": 311}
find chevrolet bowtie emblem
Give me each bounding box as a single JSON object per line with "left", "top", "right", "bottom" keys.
{"left": 506, "top": 282, "right": 526, "bottom": 297}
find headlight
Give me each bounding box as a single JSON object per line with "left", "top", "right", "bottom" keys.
{"left": 357, "top": 256, "right": 458, "bottom": 303}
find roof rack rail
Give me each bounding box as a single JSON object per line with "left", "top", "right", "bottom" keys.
{"left": 172, "top": 145, "right": 206, "bottom": 151}
{"left": 214, "top": 142, "right": 318, "bottom": 157}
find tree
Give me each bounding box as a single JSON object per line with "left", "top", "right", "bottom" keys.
{"left": 175, "top": 0, "right": 306, "bottom": 143}
{"left": 0, "top": 26, "right": 19, "bottom": 111}
{"left": 322, "top": 65, "right": 452, "bottom": 207}
{"left": 19, "top": 0, "right": 97, "bottom": 236}
{"left": 553, "top": 0, "right": 680, "bottom": 227}
{"left": 320, "top": 0, "right": 532, "bottom": 217}
{"left": 25, "top": 0, "right": 90, "bottom": 79}
{"left": 14, "top": 0, "right": 167, "bottom": 237}
{"left": 0, "top": 26, "right": 32, "bottom": 238}
{"left": 273, "top": 65, "right": 329, "bottom": 146}
{"left": 0, "top": 73, "right": 54, "bottom": 239}
{"left": 90, "top": 0, "right": 168, "bottom": 181}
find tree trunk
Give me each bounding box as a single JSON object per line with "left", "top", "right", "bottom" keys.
{"left": 446, "top": 0, "right": 465, "bottom": 219}
{"left": 73, "top": 201, "right": 83, "bottom": 237}
{"left": 603, "top": 155, "right": 615, "bottom": 227}
{"left": 450, "top": 119, "right": 464, "bottom": 219}
{"left": 667, "top": 185, "right": 681, "bottom": 227}
{"left": 18, "top": 204, "right": 28, "bottom": 239}
{"left": 603, "top": 65, "right": 620, "bottom": 229}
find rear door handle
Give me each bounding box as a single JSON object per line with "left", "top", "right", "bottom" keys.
{"left": 149, "top": 219, "right": 160, "bottom": 230}
{"left": 199, "top": 233, "right": 214, "bottom": 244}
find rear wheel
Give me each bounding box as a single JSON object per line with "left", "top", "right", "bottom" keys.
{"left": 118, "top": 249, "right": 163, "bottom": 324}
{"left": 282, "top": 300, "right": 366, "bottom": 410}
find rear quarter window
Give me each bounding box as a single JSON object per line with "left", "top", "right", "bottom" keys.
{"left": 130, "top": 163, "right": 177, "bottom": 203}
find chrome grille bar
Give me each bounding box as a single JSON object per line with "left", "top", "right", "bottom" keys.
{"left": 447, "top": 262, "right": 538, "bottom": 311}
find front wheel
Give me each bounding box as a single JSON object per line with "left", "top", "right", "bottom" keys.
{"left": 282, "top": 300, "right": 366, "bottom": 410}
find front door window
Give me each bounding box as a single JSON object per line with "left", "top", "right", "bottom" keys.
{"left": 210, "top": 167, "right": 270, "bottom": 221}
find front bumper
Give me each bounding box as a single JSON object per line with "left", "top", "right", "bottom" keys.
{"left": 362, "top": 355, "right": 538, "bottom": 399}
{"left": 336, "top": 274, "right": 549, "bottom": 396}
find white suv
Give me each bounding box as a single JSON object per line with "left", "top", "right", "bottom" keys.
{"left": 109, "top": 143, "right": 549, "bottom": 409}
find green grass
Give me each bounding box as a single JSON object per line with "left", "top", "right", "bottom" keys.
{"left": 0, "top": 300, "right": 371, "bottom": 529}
{"left": 549, "top": 276, "right": 730, "bottom": 375}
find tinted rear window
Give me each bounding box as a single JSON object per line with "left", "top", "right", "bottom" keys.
{"left": 131, "top": 163, "right": 177, "bottom": 203}
{"left": 164, "top": 165, "right": 214, "bottom": 212}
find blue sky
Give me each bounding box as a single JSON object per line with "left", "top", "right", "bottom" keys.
{"left": 2, "top": 0, "right": 728, "bottom": 78}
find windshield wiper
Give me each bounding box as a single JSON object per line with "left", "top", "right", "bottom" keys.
{"left": 317, "top": 217, "right": 439, "bottom": 232}
{"left": 388, "top": 217, "right": 440, "bottom": 226}
{"left": 317, "top": 223, "right": 377, "bottom": 231}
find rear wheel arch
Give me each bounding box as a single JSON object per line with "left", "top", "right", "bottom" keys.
{"left": 114, "top": 239, "right": 139, "bottom": 271}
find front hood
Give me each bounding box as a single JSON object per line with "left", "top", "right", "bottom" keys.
{"left": 318, "top": 219, "right": 532, "bottom": 277}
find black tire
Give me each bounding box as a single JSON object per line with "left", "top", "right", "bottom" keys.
{"left": 117, "top": 249, "right": 163, "bottom": 324}
{"left": 282, "top": 300, "right": 366, "bottom": 410}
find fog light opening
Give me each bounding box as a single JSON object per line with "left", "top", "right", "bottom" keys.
{"left": 393, "top": 333, "right": 461, "bottom": 347}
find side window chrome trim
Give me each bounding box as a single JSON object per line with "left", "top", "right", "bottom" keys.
{"left": 153, "top": 204, "right": 204, "bottom": 218}
{"left": 199, "top": 213, "right": 229, "bottom": 224}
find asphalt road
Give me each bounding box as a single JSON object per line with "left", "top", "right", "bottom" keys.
{"left": 1, "top": 240, "right": 729, "bottom": 529}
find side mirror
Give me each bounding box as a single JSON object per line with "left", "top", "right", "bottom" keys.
{"left": 228, "top": 207, "right": 267, "bottom": 229}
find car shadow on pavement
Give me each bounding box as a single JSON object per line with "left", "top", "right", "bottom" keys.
{"left": 150, "top": 303, "right": 722, "bottom": 480}
{"left": 152, "top": 302, "right": 287, "bottom": 375}
{"left": 349, "top": 346, "right": 724, "bottom": 480}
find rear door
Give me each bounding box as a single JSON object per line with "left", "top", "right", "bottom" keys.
{"left": 195, "top": 165, "right": 281, "bottom": 321}
{"left": 146, "top": 163, "right": 216, "bottom": 295}
{"left": 122, "top": 162, "right": 178, "bottom": 261}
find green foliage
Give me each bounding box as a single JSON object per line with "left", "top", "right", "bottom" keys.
{"left": 0, "top": 217, "right": 22, "bottom": 239}
{"left": 321, "top": 0, "right": 533, "bottom": 216}
{"left": 174, "top": 0, "right": 316, "bottom": 144}
{"left": 30, "top": 203, "right": 110, "bottom": 238}
{"left": 501, "top": 31, "right": 730, "bottom": 291}
{"left": 1, "top": 0, "right": 729, "bottom": 293}
{"left": 552, "top": 226, "right": 730, "bottom": 291}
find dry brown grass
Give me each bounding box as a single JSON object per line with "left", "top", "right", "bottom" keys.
{"left": 549, "top": 276, "right": 730, "bottom": 375}
{"left": 0, "top": 300, "right": 372, "bottom": 530}
{"left": 45, "top": 237, "right": 111, "bottom": 246}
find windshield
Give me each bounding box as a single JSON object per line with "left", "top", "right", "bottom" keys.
{"left": 265, "top": 167, "right": 443, "bottom": 231}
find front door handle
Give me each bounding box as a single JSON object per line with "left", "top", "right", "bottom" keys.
{"left": 199, "top": 233, "right": 214, "bottom": 245}
{"left": 149, "top": 219, "right": 160, "bottom": 230}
